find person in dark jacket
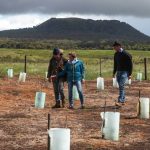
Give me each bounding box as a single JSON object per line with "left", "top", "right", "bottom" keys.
{"left": 113, "top": 42, "right": 133, "bottom": 106}
{"left": 58, "top": 52, "right": 85, "bottom": 109}
{"left": 47, "top": 48, "right": 67, "bottom": 108}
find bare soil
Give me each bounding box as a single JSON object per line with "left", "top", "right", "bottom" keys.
{"left": 0, "top": 76, "right": 150, "bottom": 150}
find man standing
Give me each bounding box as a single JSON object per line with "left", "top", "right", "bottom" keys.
{"left": 58, "top": 52, "right": 85, "bottom": 109}
{"left": 47, "top": 48, "right": 67, "bottom": 108}
{"left": 113, "top": 42, "right": 133, "bottom": 106}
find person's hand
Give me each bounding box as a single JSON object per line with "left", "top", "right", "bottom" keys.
{"left": 81, "top": 79, "right": 85, "bottom": 84}
{"left": 51, "top": 75, "right": 56, "bottom": 82}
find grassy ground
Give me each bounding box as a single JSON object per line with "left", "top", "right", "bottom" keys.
{"left": 0, "top": 48, "right": 150, "bottom": 80}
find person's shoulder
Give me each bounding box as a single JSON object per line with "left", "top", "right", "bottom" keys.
{"left": 49, "top": 57, "right": 54, "bottom": 62}
{"left": 114, "top": 52, "right": 118, "bottom": 56}
{"left": 77, "top": 60, "right": 84, "bottom": 64}
{"left": 123, "top": 50, "right": 132, "bottom": 57}
{"left": 62, "top": 57, "right": 68, "bottom": 62}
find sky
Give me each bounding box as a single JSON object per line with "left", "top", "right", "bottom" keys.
{"left": 0, "top": 0, "right": 150, "bottom": 36}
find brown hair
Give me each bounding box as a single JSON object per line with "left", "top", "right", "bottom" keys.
{"left": 68, "top": 52, "right": 76, "bottom": 58}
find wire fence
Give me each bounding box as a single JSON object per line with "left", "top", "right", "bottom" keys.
{"left": 0, "top": 55, "right": 150, "bottom": 80}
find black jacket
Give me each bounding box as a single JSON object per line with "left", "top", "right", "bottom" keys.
{"left": 113, "top": 50, "right": 133, "bottom": 76}
{"left": 47, "top": 56, "right": 67, "bottom": 79}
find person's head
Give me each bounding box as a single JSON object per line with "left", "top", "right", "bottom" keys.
{"left": 59, "top": 49, "right": 64, "bottom": 57}
{"left": 53, "top": 48, "right": 61, "bottom": 60}
{"left": 68, "top": 52, "right": 76, "bottom": 61}
{"left": 113, "top": 41, "right": 121, "bottom": 52}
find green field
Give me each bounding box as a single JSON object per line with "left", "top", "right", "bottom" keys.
{"left": 0, "top": 48, "right": 150, "bottom": 80}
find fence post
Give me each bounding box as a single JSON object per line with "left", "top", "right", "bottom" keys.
{"left": 144, "top": 58, "right": 147, "bottom": 80}
{"left": 99, "top": 58, "right": 102, "bottom": 76}
{"left": 24, "top": 55, "right": 27, "bottom": 73}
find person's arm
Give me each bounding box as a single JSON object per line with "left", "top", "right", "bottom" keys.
{"left": 47, "top": 59, "right": 53, "bottom": 82}
{"left": 113, "top": 54, "right": 117, "bottom": 77}
{"left": 80, "top": 61, "right": 85, "bottom": 83}
{"left": 81, "top": 62, "right": 85, "bottom": 80}
{"left": 58, "top": 63, "right": 67, "bottom": 78}
{"left": 63, "top": 58, "right": 68, "bottom": 66}
{"left": 126, "top": 54, "right": 133, "bottom": 77}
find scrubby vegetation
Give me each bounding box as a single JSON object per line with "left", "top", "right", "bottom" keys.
{"left": 0, "top": 48, "right": 150, "bottom": 80}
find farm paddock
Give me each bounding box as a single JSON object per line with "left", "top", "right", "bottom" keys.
{"left": 0, "top": 76, "right": 150, "bottom": 150}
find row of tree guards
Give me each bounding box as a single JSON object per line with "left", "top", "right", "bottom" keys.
{"left": 23, "top": 55, "right": 149, "bottom": 80}
{"left": 7, "top": 69, "right": 27, "bottom": 82}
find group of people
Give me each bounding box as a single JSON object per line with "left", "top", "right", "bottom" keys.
{"left": 47, "top": 41, "right": 133, "bottom": 109}
{"left": 47, "top": 48, "right": 85, "bottom": 109}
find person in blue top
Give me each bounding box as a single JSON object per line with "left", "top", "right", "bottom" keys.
{"left": 58, "top": 52, "right": 85, "bottom": 109}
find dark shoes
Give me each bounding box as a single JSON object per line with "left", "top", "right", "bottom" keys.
{"left": 68, "top": 105, "right": 74, "bottom": 109}
{"left": 68, "top": 104, "right": 85, "bottom": 109}
{"left": 115, "top": 101, "right": 126, "bottom": 107}
{"left": 52, "top": 99, "right": 66, "bottom": 108}
{"left": 79, "top": 105, "right": 85, "bottom": 109}
{"left": 62, "top": 99, "right": 65, "bottom": 108}
{"left": 52, "top": 101, "right": 61, "bottom": 108}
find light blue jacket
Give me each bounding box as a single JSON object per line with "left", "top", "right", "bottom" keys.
{"left": 58, "top": 59, "right": 85, "bottom": 82}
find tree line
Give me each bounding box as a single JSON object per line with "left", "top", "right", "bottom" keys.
{"left": 0, "top": 38, "right": 150, "bottom": 50}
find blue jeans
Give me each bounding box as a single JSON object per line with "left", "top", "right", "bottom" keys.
{"left": 68, "top": 81, "right": 84, "bottom": 106}
{"left": 116, "top": 71, "right": 128, "bottom": 103}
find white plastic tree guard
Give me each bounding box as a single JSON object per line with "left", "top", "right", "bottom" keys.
{"left": 35, "top": 92, "right": 46, "bottom": 108}
{"left": 19, "top": 72, "right": 26, "bottom": 82}
{"left": 125, "top": 79, "right": 131, "bottom": 85}
{"left": 7, "top": 69, "right": 13, "bottom": 78}
{"left": 100, "top": 112, "right": 120, "bottom": 141}
{"left": 48, "top": 128, "right": 70, "bottom": 150}
{"left": 45, "top": 71, "right": 48, "bottom": 80}
{"left": 137, "top": 73, "right": 142, "bottom": 81}
{"left": 139, "top": 97, "right": 149, "bottom": 119}
{"left": 72, "top": 85, "right": 79, "bottom": 100}
{"left": 113, "top": 78, "right": 131, "bottom": 87}
{"left": 97, "top": 77, "right": 104, "bottom": 90}
{"left": 112, "top": 78, "right": 119, "bottom": 88}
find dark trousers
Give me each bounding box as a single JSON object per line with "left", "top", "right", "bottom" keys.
{"left": 52, "top": 79, "right": 65, "bottom": 102}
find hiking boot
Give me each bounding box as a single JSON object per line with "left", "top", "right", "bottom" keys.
{"left": 121, "top": 102, "right": 126, "bottom": 105}
{"left": 79, "top": 105, "right": 85, "bottom": 109}
{"left": 62, "top": 99, "right": 66, "bottom": 108}
{"left": 68, "top": 105, "right": 74, "bottom": 109}
{"left": 52, "top": 101, "right": 61, "bottom": 108}
{"left": 115, "top": 102, "right": 122, "bottom": 107}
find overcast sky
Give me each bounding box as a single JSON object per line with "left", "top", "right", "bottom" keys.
{"left": 0, "top": 0, "right": 150, "bottom": 36}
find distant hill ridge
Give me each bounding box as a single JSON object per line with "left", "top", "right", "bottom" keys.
{"left": 0, "top": 17, "right": 149, "bottom": 41}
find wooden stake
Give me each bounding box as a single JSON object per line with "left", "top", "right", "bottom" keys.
{"left": 24, "top": 55, "right": 27, "bottom": 73}
{"left": 99, "top": 58, "right": 102, "bottom": 76}
{"left": 144, "top": 58, "right": 147, "bottom": 80}
{"left": 65, "top": 115, "right": 68, "bottom": 128}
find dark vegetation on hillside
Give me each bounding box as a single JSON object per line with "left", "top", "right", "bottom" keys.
{"left": 0, "top": 38, "right": 150, "bottom": 50}
{"left": 0, "top": 18, "right": 150, "bottom": 50}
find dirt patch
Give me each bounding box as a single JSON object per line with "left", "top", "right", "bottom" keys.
{"left": 0, "top": 77, "right": 150, "bottom": 150}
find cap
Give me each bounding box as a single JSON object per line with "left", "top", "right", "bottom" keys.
{"left": 53, "top": 48, "right": 60, "bottom": 55}
{"left": 113, "top": 41, "right": 121, "bottom": 47}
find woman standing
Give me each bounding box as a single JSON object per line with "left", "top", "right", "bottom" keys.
{"left": 58, "top": 52, "right": 85, "bottom": 109}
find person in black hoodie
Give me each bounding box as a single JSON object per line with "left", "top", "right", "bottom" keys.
{"left": 113, "top": 42, "right": 133, "bottom": 106}
{"left": 47, "top": 48, "right": 67, "bottom": 108}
